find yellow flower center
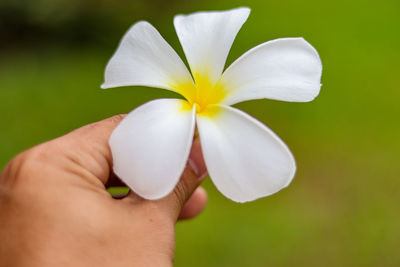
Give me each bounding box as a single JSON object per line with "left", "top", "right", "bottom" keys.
{"left": 175, "top": 73, "right": 227, "bottom": 116}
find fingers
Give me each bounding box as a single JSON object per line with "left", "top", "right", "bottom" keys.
{"left": 187, "top": 136, "right": 207, "bottom": 181}
{"left": 178, "top": 187, "right": 208, "bottom": 220}
{"left": 1, "top": 115, "right": 126, "bottom": 189}
{"left": 56, "top": 114, "right": 209, "bottom": 222}
{"left": 54, "top": 115, "right": 126, "bottom": 185}
{"left": 156, "top": 138, "right": 208, "bottom": 222}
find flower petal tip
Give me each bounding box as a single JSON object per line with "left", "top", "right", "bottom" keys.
{"left": 238, "top": 6, "right": 251, "bottom": 15}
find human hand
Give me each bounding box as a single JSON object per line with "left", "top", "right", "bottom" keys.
{"left": 0, "top": 115, "right": 207, "bottom": 267}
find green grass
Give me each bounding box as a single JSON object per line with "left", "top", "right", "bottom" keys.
{"left": 1, "top": 0, "right": 399, "bottom": 265}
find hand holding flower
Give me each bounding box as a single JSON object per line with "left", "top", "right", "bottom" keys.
{"left": 0, "top": 115, "right": 207, "bottom": 267}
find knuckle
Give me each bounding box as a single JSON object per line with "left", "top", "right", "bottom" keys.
{"left": 1, "top": 152, "right": 30, "bottom": 185}
{"left": 7, "top": 151, "right": 34, "bottom": 178}
{"left": 172, "top": 180, "right": 188, "bottom": 210}
{"left": 3, "top": 145, "right": 54, "bottom": 184}
{"left": 170, "top": 167, "right": 200, "bottom": 211}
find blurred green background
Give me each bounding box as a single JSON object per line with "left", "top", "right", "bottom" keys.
{"left": 1, "top": 0, "right": 399, "bottom": 266}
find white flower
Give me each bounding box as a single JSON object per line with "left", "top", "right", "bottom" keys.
{"left": 101, "top": 7, "right": 322, "bottom": 203}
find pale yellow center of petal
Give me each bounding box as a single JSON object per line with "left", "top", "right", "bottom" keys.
{"left": 173, "top": 73, "right": 227, "bottom": 116}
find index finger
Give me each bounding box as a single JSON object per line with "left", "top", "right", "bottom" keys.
{"left": 54, "top": 114, "right": 126, "bottom": 185}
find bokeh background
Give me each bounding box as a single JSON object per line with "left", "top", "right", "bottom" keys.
{"left": 1, "top": 0, "right": 399, "bottom": 265}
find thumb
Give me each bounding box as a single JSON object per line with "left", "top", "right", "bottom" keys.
{"left": 21, "top": 114, "right": 127, "bottom": 186}
{"left": 59, "top": 114, "right": 207, "bottom": 221}
{"left": 157, "top": 137, "right": 208, "bottom": 222}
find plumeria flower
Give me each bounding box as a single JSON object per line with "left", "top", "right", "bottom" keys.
{"left": 101, "top": 7, "right": 322, "bottom": 202}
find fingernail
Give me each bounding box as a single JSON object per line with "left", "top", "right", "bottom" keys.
{"left": 188, "top": 138, "right": 207, "bottom": 180}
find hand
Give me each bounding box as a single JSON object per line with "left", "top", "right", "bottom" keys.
{"left": 0, "top": 115, "right": 207, "bottom": 267}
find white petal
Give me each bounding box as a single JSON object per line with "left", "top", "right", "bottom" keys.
{"left": 102, "top": 21, "right": 193, "bottom": 91}
{"left": 220, "top": 38, "right": 322, "bottom": 105}
{"left": 110, "top": 99, "right": 195, "bottom": 199}
{"left": 196, "top": 105, "right": 296, "bottom": 202}
{"left": 174, "top": 7, "right": 250, "bottom": 85}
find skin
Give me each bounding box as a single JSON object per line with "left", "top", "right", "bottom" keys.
{"left": 0, "top": 115, "right": 208, "bottom": 267}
